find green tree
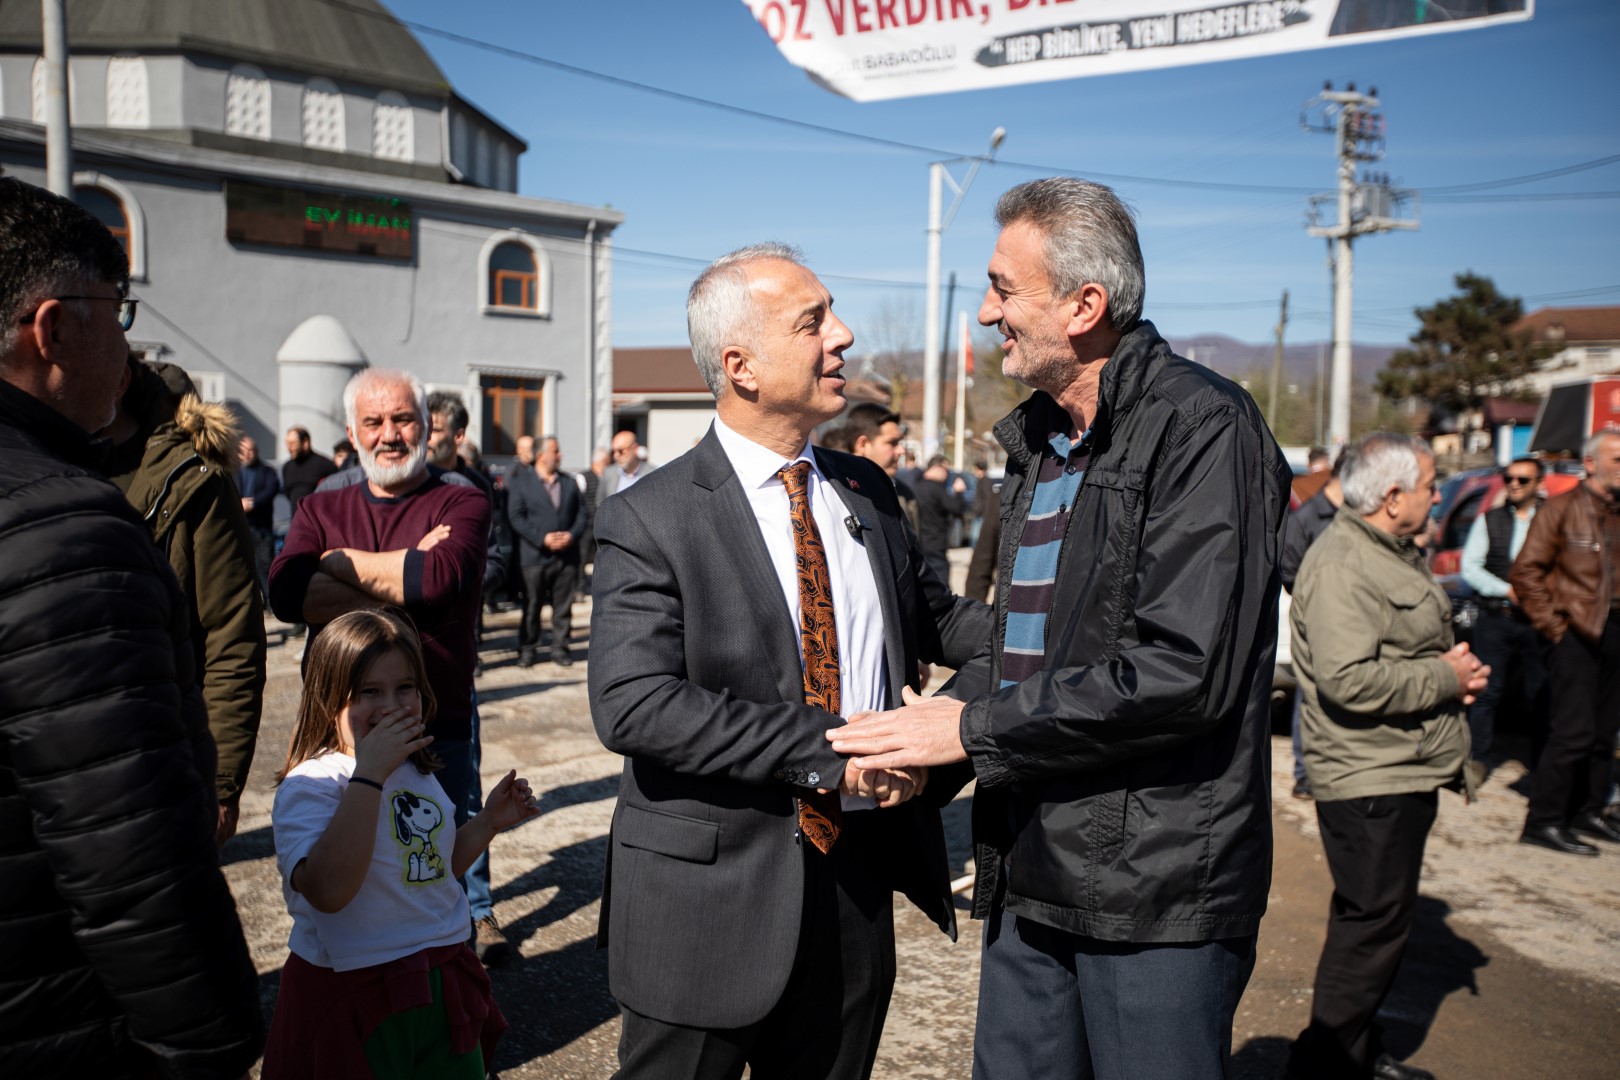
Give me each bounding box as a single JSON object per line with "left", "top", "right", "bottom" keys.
{"left": 1375, "top": 273, "right": 1551, "bottom": 414}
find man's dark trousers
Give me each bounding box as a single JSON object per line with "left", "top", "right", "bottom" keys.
{"left": 1466, "top": 605, "right": 1547, "bottom": 760}
{"left": 972, "top": 901, "right": 1256, "bottom": 1080}
{"left": 521, "top": 559, "right": 578, "bottom": 660}
{"left": 246, "top": 525, "right": 274, "bottom": 603}
{"left": 1525, "top": 614, "right": 1620, "bottom": 829}
{"left": 1289, "top": 790, "right": 1438, "bottom": 1079}
{"left": 614, "top": 811, "right": 895, "bottom": 1080}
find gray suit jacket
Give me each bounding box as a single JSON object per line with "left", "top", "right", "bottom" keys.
{"left": 596, "top": 458, "right": 657, "bottom": 507}
{"left": 589, "top": 427, "right": 991, "bottom": 1029}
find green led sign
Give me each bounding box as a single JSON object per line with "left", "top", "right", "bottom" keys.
{"left": 225, "top": 180, "right": 414, "bottom": 260}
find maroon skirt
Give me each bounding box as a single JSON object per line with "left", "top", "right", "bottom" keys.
{"left": 262, "top": 942, "right": 507, "bottom": 1079}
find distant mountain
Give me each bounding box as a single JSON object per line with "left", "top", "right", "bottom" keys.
{"left": 1164, "top": 334, "right": 1397, "bottom": 385}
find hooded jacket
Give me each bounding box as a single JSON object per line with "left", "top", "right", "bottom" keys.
{"left": 0, "top": 378, "right": 264, "bottom": 1077}
{"left": 104, "top": 363, "right": 265, "bottom": 809}
{"left": 948, "top": 320, "right": 1290, "bottom": 943}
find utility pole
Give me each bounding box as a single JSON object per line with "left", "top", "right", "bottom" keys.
{"left": 1268, "top": 289, "right": 1288, "bottom": 432}
{"left": 1302, "top": 83, "right": 1418, "bottom": 448}
{"left": 952, "top": 310, "right": 970, "bottom": 472}
{"left": 923, "top": 128, "right": 1005, "bottom": 458}
{"left": 41, "top": 0, "right": 72, "bottom": 196}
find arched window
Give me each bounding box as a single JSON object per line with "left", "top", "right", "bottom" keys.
{"left": 77, "top": 187, "right": 128, "bottom": 246}
{"left": 496, "top": 142, "right": 515, "bottom": 191}
{"left": 372, "top": 90, "right": 413, "bottom": 161}
{"left": 32, "top": 57, "right": 77, "bottom": 124}
{"left": 488, "top": 242, "right": 537, "bottom": 309}
{"left": 302, "top": 78, "right": 344, "bottom": 151}
{"left": 478, "top": 232, "right": 552, "bottom": 318}
{"left": 225, "top": 64, "right": 270, "bottom": 139}
{"left": 474, "top": 128, "right": 493, "bottom": 187}
{"left": 449, "top": 111, "right": 469, "bottom": 171}
{"left": 31, "top": 56, "right": 47, "bottom": 122}
{"left": 73, "top": 173, "right": 147, "bottom": 280}
{"left": 105, "top": 56, "right": 149, "bottom": 128}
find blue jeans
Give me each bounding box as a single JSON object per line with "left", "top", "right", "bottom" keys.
{"left": 434, "top": 705, "right": 491, "bottom": 922}
{"left": 973, "top": 905, "right": 1256, "bottom": 1080}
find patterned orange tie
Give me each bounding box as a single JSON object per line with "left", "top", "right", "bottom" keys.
{"left": 779, "top": 461, "right": 842, "bottom": 854}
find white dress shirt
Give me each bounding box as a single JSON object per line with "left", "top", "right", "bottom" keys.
{"left": 712, "top": 417, "right": 888, "bottom": 809}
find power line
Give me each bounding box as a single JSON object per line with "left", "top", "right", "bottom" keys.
{"left": 1423, "top": 153, "right": 1620, "bottom": 194}
{"left": 1426, "top": 190, "right": 1620, "bottom": 203}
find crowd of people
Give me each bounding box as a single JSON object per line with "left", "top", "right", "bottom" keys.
{"left": 3, "top": 167, "right": 1617, "bottom": 1080}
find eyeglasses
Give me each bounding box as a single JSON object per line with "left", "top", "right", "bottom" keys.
{"left": 1504, "top": 476, "right": 1538, "bottom": 486}
{"left": 18, "top": 295, "right": 138, "bottom": 332}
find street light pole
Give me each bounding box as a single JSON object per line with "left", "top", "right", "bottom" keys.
{"left": 922, "top": 127, "right": 1004, "bottom": 458}
{"left": 42, "top": 0, "right": 72, "bottom": 197}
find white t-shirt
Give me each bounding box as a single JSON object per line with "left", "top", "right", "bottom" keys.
{"left": 273, "top": 752, "right": 470, "bottom": 972}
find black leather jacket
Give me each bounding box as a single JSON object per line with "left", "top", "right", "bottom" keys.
{"left": 0, "top": 381, "right": 263, "bottom": 1078}
{"left": 948, "top": 321, "right": 1290, "bottom": 943}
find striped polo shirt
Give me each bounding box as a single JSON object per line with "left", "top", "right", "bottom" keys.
{"left": 1001, "top": 430, "right": 1091, "bottom": 688}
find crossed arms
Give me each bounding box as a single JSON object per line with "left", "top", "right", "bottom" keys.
{"left": 268, "top": 487, "right": 490, "bottom": 625}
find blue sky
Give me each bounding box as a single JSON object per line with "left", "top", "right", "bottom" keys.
{"left": 387, "top": 0, "right": 1619, "bottom": 356}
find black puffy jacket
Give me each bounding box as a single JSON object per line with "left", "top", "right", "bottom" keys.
{"left": 0, "top": 381, "right": 264, "bottom": 1078}
{"left": 950, "top": 321, "right": 1290, "bottom": 943}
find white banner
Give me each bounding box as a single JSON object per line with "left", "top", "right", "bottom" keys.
{"left": 742, "top": 0, "right": 1532, "bottom": 102}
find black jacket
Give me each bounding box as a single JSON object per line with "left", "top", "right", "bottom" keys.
{"left": 506, "top": 464, "right": 586, "bottom": 565}
{"left": 0, "top": 381, "right": 263, "bottom": 1077}
{"left": 1281, "top": 486, "right": 1339, "bottom": 593}
{"left": 913, "top": 475, "right": 966, "bottom": 557}
{"left": 947, "top": 321, "right": 1290, "bottom": 943}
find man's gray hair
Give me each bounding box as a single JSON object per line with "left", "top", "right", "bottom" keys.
{"left": 1583, "top": 427, "right": 1618, "bottom": 464}
{"left": 687, "top": 242, "right": 806, "bottom": 398}
{"left": 994, "top": 178, "right": 1145, "bottom": 333}
{"left": 342, "top": 367, "right": 427, "bottom": 431}
{"left": 1339, "top": 432, "right": 1433, "bottom": 514}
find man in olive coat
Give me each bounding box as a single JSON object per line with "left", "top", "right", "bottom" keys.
{"left": 1287, "top": 432, "right": 1488, "bottom": 1080}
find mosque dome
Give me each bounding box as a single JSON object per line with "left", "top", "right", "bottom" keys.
{"left": 0, "top": 0, "right": 448, "bottom": 95}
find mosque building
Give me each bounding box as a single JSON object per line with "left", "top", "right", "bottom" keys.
{"left": 0, "top": 0, "right": 621, "bottom": 466}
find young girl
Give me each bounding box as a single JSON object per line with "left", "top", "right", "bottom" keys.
{"left": 264, "top": 608, "right": 538, "bottom": 1079}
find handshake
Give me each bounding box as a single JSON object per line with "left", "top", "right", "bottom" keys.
{"left": 819, "top": 763, "right": 928, "bottom": 809}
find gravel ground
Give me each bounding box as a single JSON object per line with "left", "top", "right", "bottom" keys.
{"left": 225, "top": 568, "right": 1619, "bottom": 1078}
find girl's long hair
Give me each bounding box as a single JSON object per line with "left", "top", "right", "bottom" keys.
{"left": 275, "top": 608, "right": 441, "bottom": 784}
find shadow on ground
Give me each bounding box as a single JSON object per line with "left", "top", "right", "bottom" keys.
{"left": 1379, "top": 897, "right": 1487, "bottom": 1058}
{"left": 1232, "top": 895, "right": 1487, "bottom": 1078}
{"left": 489, "top": 835, "right": 615, "bottom": 1070}
{"left": 221, "top": 824, "right": 274, "bottom": 868}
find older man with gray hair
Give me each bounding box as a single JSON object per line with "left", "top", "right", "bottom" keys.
{"left": 589, "top": 242, "right": 990, "bottom": 1079}
{"left": 831, "top": 177, "right": 1289, "bottom": 1080}
{"left": 268, "top": 368, "right": 506, "bottom": 960}
{"left": 1286, "top": 432, "right": 1489, "bottom": 1080}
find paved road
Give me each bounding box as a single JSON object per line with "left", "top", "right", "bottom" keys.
{"left": 226, "top": 596, "right": 1619, "bottom": 1078}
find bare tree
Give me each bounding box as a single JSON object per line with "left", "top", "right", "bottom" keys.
{"left": 851, "top": 292, "right": 923, "bottom": 409}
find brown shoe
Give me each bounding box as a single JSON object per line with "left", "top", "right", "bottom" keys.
{"left": 474, "top": 915, "right": 512, "bottom": 967}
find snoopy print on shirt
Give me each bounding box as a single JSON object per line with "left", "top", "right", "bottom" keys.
{"left": 389, "top": 789, "right": 447, "bottom": 884}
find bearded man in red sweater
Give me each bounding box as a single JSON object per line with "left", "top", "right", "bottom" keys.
{"left": 268, "top": 368, "right": 504, "bottom": 957}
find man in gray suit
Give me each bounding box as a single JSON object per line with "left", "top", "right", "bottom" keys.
{"left": 596, "top": 428, "right": 655, "bottom": 504}
{"left": 589, "top": 242, "right": 992, "bottom": 1080}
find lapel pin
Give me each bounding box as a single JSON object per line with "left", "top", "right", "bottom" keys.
{"left": 847, "top": 478, "right": 861, "bottom": 490}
